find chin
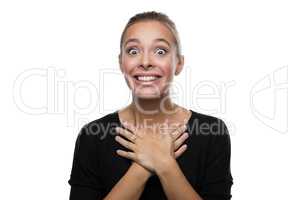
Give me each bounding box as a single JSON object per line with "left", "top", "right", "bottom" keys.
{"left": 133, "top": 86, "right": 171, "bottom": 98}
{"left": 133, "top": 91, "right": 162, "bottom": 99}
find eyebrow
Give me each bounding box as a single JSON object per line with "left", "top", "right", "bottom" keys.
{"left": 124, "top": 38, "right": 171, "bottom": 47}
{"left": 154, "top": 38, "right": 171, "bottom": 47}
{"left": 124, "top": 38, "right": 140, "bottom": 46}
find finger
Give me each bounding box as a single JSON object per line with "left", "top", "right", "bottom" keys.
{"left": 115, "top": 127, "right": 137, "bottom": 143}
{"left": 121, "top": 121, "right": 136, "bottom": 134}
{"left": 171, "top": 128, "right": 186, "bottom": 142}
{"left": 116, "top": 149, "right": 136, "bottom": 161}
{"left": 174, "top": 132, "right": 189, "bottom": 150}
{"left": 115, "top": 135, "right": 135, "bottom": 151}
{"left": 174, "top": 144, "right": 187, "bottom": 158}
{"left": 171, "top": 124, "right": 187, "bottom": 141}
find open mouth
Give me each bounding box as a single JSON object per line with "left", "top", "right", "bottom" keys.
{"left": 133, "top": 75, "right": 162, "bottom": 82}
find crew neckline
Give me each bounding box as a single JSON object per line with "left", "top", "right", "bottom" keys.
{"left": 113, "top": 108, "right": 195, "bottom": 130}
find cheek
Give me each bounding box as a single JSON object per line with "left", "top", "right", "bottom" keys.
{"left": 121, "top": 58, "right": 137, "bottom": 74}
{"left": 153, "top": 59, "right": 174, "bottom": 79}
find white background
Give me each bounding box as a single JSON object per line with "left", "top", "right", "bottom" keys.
{"left": 0, "top": 0, "right": 299, "bottom": 199}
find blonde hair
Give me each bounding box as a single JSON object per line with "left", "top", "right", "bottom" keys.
{"left": 120, "top": 11, "right": 182, "bottom": 58}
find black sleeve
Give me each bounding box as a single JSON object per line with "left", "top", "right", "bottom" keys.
{"left": 198, "top": 119, "right": 233, "bottom": 200}
{"left": 68, "top": 125, "right": 105, "bottom": 200}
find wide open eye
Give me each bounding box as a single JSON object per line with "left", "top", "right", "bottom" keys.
{"left": 155, "top": 47, "right": 168, "bottom": 56}
{"left": 126, "top": 47, "right": 139, "bottom": 56}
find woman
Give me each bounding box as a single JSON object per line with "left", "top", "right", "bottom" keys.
{"left": 68, "top": 11, "right": 233, "bottom": 200}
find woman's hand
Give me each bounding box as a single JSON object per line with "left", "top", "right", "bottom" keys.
{"left": 114, "top": 123, "right": 189, "bottom": 173}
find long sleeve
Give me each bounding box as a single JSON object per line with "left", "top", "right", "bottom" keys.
{"left": 68, "top": 125, "right": 105, "bottom": 200}
{"left": 197, "top": 119, "right": 233, "bottom": 200}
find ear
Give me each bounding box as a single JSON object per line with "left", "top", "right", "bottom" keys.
{"left": 118, "top": 53, "right": 123, "bottom": 73}
{"left": 175, "top": 55, "right": 184, "bottom": 76}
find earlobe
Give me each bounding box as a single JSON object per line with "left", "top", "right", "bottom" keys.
{"left": 118, "top": 54, "right": 121, "bottom": 65}
{"left": 118, "top": 54, "right": 123, "bottom": 73}
{"left": 175, "top": 55, "right": 184, "bottom": 76}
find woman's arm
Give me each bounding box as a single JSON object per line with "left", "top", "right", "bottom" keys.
{"left": 156, "top": 158, "right": 203, "bottom": 200}
{"left": 103, "top": 162, "right": 151, "bottom": 200}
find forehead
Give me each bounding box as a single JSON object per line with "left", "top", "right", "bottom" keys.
{"left": 123, "top": 21, "right": 175, "bottom": 45}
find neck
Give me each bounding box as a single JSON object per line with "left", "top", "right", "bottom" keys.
{"left": 129, "top": 95, "right": 180, "bottom": 126}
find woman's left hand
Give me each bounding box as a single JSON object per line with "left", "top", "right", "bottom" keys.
{"left": 114, "top": 123, "right": 188, "bottom": 174}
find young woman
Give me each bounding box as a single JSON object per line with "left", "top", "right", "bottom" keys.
{"left": 68, "top": 11, "right": 233, "bottom": 200}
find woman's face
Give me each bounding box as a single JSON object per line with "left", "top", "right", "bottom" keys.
{"left": 119, "top": 20, "right": 184, "bottom": 99}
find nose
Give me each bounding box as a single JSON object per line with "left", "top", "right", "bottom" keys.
{"left": 140, "top": 52, "right": 153, "bottom": 70}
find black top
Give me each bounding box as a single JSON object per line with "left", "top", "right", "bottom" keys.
{"left": 68, "top": 109, "right": 233, "bottom": 200}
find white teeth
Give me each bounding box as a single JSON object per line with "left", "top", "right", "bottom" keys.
{"left": 136, "top": 76, "right": 159, "bottom": 81}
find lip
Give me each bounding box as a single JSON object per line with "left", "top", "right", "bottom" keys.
{"left": 133, "top": 73, "right": 163, "bottom": 78}
{"left": 132, "top": 74, "right": 162, "bottom": 85}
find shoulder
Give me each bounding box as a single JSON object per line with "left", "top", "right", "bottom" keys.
{"left": 75, "top": 111, "right": 119, "bottom": 149}
{"left": 80, "top": 111, "right": 119, "bottom": 137}
{"left": 188, "top": 110, "right": 231, "bottom": 155}
{"left": 189, "top": 110, "right": 229, "bottom": 137}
